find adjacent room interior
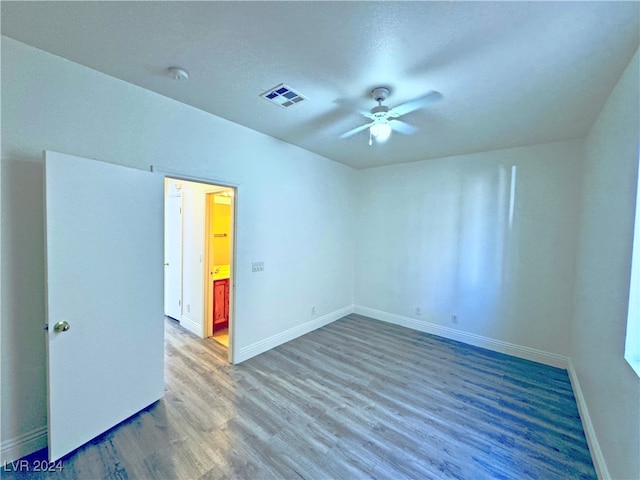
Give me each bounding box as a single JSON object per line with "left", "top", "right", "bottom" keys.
{"left": 164, "top": 178, "right": 235, "bottom": 350}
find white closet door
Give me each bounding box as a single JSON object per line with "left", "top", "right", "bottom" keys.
{"left": 164, "top": 194, "right": 183, "bottom": 320}
{"left": 44, "top": 151, "right": 164, "bottom": 461}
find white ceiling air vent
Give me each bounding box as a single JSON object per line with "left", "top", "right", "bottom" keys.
{"left": 260, "top": 84, "right": 306, "bottom": 108}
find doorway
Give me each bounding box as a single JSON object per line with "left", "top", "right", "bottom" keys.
{"left": 163, "top": 177, "right": 236, "bottom": 359}
{"left": 205, "top": 191, "right": 233, "bottom": 347}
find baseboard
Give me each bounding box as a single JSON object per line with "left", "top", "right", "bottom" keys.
{"left": 0, "top": 425, "right": 47, "bottom": 463}
{"left": 567, "top": 360, "right": 610, "bottom": 480}
{"left": 236, "top": 305, "right": 354, "bottom": 363}
{"left": 179, "top": 315, "right": 202, "bottom": 337}
{"left": 353, "top": 306, "right": 569, "bottom": 369}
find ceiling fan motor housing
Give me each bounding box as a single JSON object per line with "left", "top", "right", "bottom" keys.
{"left": 371, "top": 87, "right": 390, "bottom": 102}
{"left": 371, "top": 105, "right": 390, "bottom": 119}
{"left": 371, "top": 87, "right": 392, "bottom": 122}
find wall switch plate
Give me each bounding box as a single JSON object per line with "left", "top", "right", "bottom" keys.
{"left": 252, "top": 261, "right": 264, "bottom": 272}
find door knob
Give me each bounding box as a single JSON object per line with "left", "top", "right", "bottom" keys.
{"left": 53, "top": 321, "right": 70, "bottom": 333}
{"left": 164, "top": 262, "right": 169, "bottom": 266}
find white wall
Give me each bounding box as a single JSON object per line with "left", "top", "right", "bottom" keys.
{"left": 0, "top": 37, "right": 356, "bottom": 461}
{"left": 571, "top": 49, "right": 639, "bottom": 480}
{"left": 355, "top": 140, "right": 583, "bottom": 363}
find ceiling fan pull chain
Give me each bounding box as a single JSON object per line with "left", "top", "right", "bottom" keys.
{"left": 369, "top": 130, "right": 373, "bottom": 146}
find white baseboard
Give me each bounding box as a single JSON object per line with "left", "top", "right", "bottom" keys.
{"left": 567, "top": 360, "right": 610, "bottom": 480}
{"left": 353, "top": 306, "right": 570, "bottom": 369}
{"left": 0, "top": 425, "right": 47, "bottom": 463}
{"left": 235, "top": 305, "right": 354, "bottom": 363}
{"left": 179, "top": 315, "right": 202, "bottom": 337}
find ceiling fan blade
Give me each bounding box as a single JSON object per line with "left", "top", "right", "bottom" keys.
{"left": 390, "top": 119, "right": 417, "bottom": 135}
{"left": 389, "top": 91, "right": 442, "bottom": 117}
{"left": 333, "top": 98, "right": 373, "bottom": 118}
{"left": 340, "top": 123, "right": 373, "bottom": 139}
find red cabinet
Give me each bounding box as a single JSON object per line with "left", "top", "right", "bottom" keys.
{"left": 213, "top": 278, "right": 229, "bottom": 334}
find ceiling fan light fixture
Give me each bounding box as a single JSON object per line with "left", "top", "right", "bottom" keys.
{"left": 370, "top": 122, "right": 392, "bottom": 141}
{"left": 341, "top": 86, "right": 438, "bottom": 143}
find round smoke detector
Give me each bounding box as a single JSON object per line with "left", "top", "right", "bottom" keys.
{"left": 168, "top": 67, "right": 189, "bottom": 81}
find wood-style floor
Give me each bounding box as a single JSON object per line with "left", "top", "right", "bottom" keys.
{"left": 6, "top": 314, "right": 596, "bottom": 479}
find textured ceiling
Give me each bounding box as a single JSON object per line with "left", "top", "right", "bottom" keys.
{"left": 2, "top": 1, "right": 638, "bottom": 169}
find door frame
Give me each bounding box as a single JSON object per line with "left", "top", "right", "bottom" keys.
{"left": 153, "top": 166, "right": 239, "bottom": 364}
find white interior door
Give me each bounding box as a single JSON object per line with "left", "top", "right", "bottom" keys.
{"left": 44, "top": 151, "right": 164, "bottom": 461}
{"left": 164, "top": 194, "right": 183, "bottom": 320}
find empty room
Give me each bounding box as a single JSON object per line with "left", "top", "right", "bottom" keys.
{"left": 1, "top": 2, "right": 638, "bottom": 479}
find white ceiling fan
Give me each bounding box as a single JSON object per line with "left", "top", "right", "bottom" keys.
{"left": 340, "top": 87, "right": 442, "bottom": 145}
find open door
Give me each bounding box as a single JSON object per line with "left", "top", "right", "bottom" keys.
{"left": 44, "top": 151, "right": 164, "bottom": 461}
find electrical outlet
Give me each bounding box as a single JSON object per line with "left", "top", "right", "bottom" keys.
{"left": 415, "top": 307, "right": 421, "bottom": 315}
{"left": 187, "top": 304, "right": 191, "bottom": 313}
{"left": 311, "top": 306, "right": 316, "bottom": 315}
{"left": 252, "top": 261, "right": 264, "bottom": 272}
{"left": 452, "top": 314, "right": 458, "bottom": 324}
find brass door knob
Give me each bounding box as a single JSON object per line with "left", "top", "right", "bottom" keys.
{"left": 53, "top": 321, "right": 70, "bottom": 333}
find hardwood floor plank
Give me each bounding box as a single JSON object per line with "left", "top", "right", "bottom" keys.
{"left": 4, "top": 315, "right": 596, "bottom": 479}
